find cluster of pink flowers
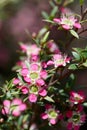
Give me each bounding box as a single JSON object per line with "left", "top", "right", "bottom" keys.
{"left": 53, "top": 15, "right": 81, "bottom": 30}
{"left": 4, "top": 42, "right": 86, "bottom": 130}
{"left": 2, "top": 98, "right": 26, "bottom": 116}
{"left": 13, "top": 62, "right": 48, "bottom": 103}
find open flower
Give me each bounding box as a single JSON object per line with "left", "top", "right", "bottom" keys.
{"left": 54, "top": 15, "right": 81, "bottom": 30}
{"left": 69, "top": 91, "right": 85, "bottom": 105}
{"left": 47, "top": 54, "right": 70, "bottom": 68}
{"left": 2, "top": 99, "right": 27, "bottom": 117}
{"left": 20, "top": 44, "right": 40, "bottom": 57}
{"left": 21, "top": 62, "right": 47, "bottom": 86}
{"left": 66, "top": 111, "right": 86, "bottom": 130}
{"left": 41, "top": 104, "right": 59, "bottom": 125}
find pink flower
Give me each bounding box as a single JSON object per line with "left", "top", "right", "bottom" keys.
{"left": 11, "top": 98, "right": 27, "bottom": 116}
{"left": 2, "top": 99, "right": 27, "bottom": 117}
{"left": 20, "top": 44, "right": 40, "bottom": 57}
{"left": 70, "top": 91, "right": 85, "bottom": 105}
{"left": 54, "top": 16, "right": 81, "bottom": 30}
{"left": 67, "top": 111, "right": 86, "bottom": 130}
{"left": 47, "top": 54, "right": 70, "bottom": 68}
{"left": 41, "top": 105, "right": 59, "bottom": 125}
{"left": 28, "top": 94, "right": 37, "bottom": 103}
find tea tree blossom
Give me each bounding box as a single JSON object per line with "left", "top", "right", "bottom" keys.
{"left": 20, "top": 44, "right": 40, "bottom": 57}
{"left": 47, "top": 54, "right": 70, "bottom": 68}
{"left": 69, "top": 91, "right": 85, "bottom": 105}
{"left": 53, "top": 15, "right": 81, "bottom": 30}
{"left": 41, "top": 104, "right": 59, "bottom": 125}
{"left": 21, "top": 62, "right": 47, "bottom": 86}
{"left": 2, "top": 98, "right": 26, "bottom": 116}
{"left": 66, "top": 111, "right": 86, "bottom": 130}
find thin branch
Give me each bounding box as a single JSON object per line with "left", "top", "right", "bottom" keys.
{"left": 78, "top": 28, "right": 87, "bottom": 35}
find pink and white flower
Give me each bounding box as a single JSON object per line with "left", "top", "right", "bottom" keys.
{"left": 2, "top": 99, "right": 27, "bottom": 116}
{"left": 66, "top": 111, "right": 86, "bottom": 130}
{"left": 69, "top": 91, "right": 85, "bottom": 105}
{"left": 20, "top": 43, "right": 40, "bottom": 57}
{"left": 41, "top": 104, "right": 59, "bottom": 125}
{"left": 21, "top": 62, "right": 47, "bottom": 86}
{"left": 47, "top": 54, "right": 70, "bottom": 68}
{"left": 54, "top": 15, "right": 81, "bottom": 30}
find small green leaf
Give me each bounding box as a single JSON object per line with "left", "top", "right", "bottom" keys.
{"left": 41, "top": 31, "right": 50, "bottom": 43}
{"left": 70, "top": 30, "right": 79, "bottom": 39}
{"left": 50, "top": 6, "right": 58, "bottom": 18}
{"left": 42, "top": 11, "right": 49, "bottom": 19}
{"left": 44, "top": 96, "right": 54, "bottom": 103}
{"left": 68, "top": 64, "right": 77, "bottom": 70}
{"left": 72, "top": 51, "right": 80, "bottom": 60}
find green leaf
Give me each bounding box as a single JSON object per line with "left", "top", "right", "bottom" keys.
{"left": 72, "top": 51, "right": 80, "bottom": 60}
{"left": 50, "top": 6, "right": 58, "bottom": 18}
{"left": 70, "top": 30, "right": 79, "bottom": 39}
{"left": 42, "top": 11, "right": 49, "bottom": 19}
{"left": 68, "top": 64, "right": 77, "bottom": 70}
{"left": 79, "top": 0, "right": 84, "bottom": 5}
{"left": 41, "top": 31, "right": 50, "bottom": 43}
{"left": 44, "top": 96, "right": 54, "bottom": 103}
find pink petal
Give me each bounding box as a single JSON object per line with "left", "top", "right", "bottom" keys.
{"left": 21, "top": 68, "right": 29, "bottom": 76}
{"left": 40, "top": 70, "right": 47, "bottom": 79}
{"left": 3, "top": 100, "right": 11, "bottom": 107}
{"left": 24, "top": 77, "right": 31, "bottom": 84}
{"left": 53, "top": 18, "right": 61, "bottom": 23}
{"left": 13, "top": 78, "right": 20, "bottom": 85}
{"left": 47, "top": 60, "right": 54, "bottom": 66}
{"left": 28, "top": 94, "right": 37, "bottom": 103}
{"left": 20, "top": 44, "right": 27, "bottom": 52}
{"left": 67, "top": 122, "right": 72, "bottom": 130}
{"left": 30, "top": 55, "right": 39, "bottom": 62}
{"left": 21, "top": 86, "right": 29, "bottom": 94}
{"left": 39, "top": 89, "right": 47, "bottom": 96}
{"left": 20, "top": 104, "right": 27, "bottom": 111}
{"left": 50, "top": 119, "right": 56, "bottom": 125}
{"left": 74, "top": 23, "right": 81, "bottom": 29}
{"left": 66, "top": 111, "right": 72, "bottom": 118}
{"left": 62, "top": 24, "right": 70, "bottom": 30}
{"left": 36, "top": 79, "right": 45, "bottom": 86}
{"left": 41, "top": 113, "right": 48, "bottom": 119}
{"left": 12, "top": 109, "right": 20, "bottom": 117}
{"left": 74, "top": 125, "right": 80, "bottom": 130}
{"left": 30, "top": 63, "right": 39, "bottom": 71}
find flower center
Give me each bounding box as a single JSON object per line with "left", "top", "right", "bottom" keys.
{"left": 30, "top": 86, "right": 38, "bottom": 94}
{"left": 30, "top": 72, "right": 39, "bottom": 79}
{"left": 48, "top": 109, "right": 57, "bottom": 119}
{"left": 72, "top": 114, "right": 80, "bottom": 123}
